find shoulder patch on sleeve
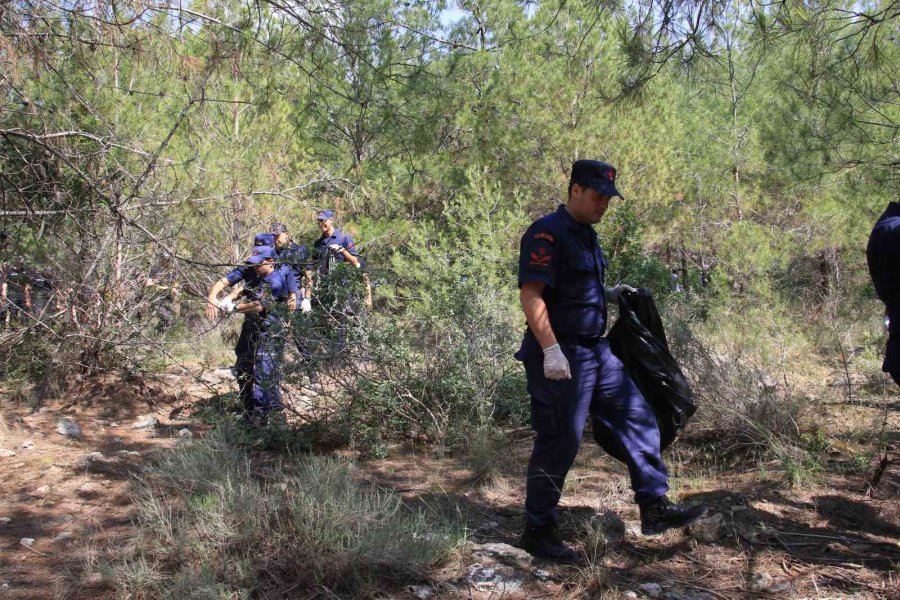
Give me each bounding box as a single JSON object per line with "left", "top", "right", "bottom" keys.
{"left": 534, "top": 232, "right": 555, "bottom": 243}
{"left": 528, "top": 246, "right": 552, "bottom": 267}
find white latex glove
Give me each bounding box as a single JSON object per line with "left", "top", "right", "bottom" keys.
{"left": 606, "top": 284, "right": 637, "bottom": 302}
{"left": 217, "top": 297, "right": 236, "bottom": 313}
{"left": 542, "top": 343, "right": 571, "bottom": 380}
{"left": 300, "top": 298, "right": 312, "bottom": 313}
{"left": 328, "top": 243, "right": 345, "bottom": 253}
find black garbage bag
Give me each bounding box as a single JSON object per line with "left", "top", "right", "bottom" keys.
{"left": 593, "top": 288, "right": 696, "bottom": 462}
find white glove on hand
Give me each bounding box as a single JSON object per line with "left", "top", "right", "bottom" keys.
{"left": 328, "top": 243, "right": 345, "bottom": 253}
{"left": 217, "top": 297, "right": 236, "bottom": 313}
{"left": 606, "top": 284, "right": 637, "bottom": 302}
{"left": 300, "top": 298, "right": 312, "bottom": 313}
{"left": 542, "top": 343, "right": 571, "bottom": 380}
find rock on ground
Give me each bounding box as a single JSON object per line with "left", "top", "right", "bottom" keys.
{"left": 471, "top": 542, "right": 533, "bottom": 568}
{"left": 749, "top": 572, "right": 790, "bottom": 593}
{"left": 56, "top": 417, "right": 81, "bottom": 437}
{"left": 132, "top": 415, "right": 159, "bottom": 429}
{"left": 689, "top": 512, "right": 724, "bottom": 542}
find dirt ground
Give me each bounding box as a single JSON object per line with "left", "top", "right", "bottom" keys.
{"left": 1, "top": 372, "right": 898, "bottom": 599}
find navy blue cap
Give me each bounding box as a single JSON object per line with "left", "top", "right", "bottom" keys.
{"left": 570, "top": 160, "right": 622, "bottom": 198}
{"left": 316, "top": 209, "right": 335, "bottom": 221}
{"left": 246, "top": 245, "right": 277, "bottom": 265}
{"left": 254, "top": 232, "right": 275, "bottom": 247}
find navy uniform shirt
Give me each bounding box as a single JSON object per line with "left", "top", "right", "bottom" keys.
{"left": 867, "top": 201, "right": 900, "bottom": 318}
{"left": 518, "top": 204, "right": 608, "bottom": 338}
{"left": 246, "top": 265, "right": 299, "bottom": 329}
{"left": 276, "top": 242, "right": 310, "bottom": 279}
{"left": 314, "top": 228, "right": 358, "bottom": 268}
{"left": 225, "top": 265, "right": 261, "bottom": 288}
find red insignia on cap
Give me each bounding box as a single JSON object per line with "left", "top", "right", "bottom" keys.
{"left": 607, "top": 169, "right": 616, "bottom": 182}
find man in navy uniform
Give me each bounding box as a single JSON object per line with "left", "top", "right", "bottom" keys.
{"left": 206, "top": 234, "right": 284, "bottom": 417}
{"left": 515, "top": 160, "right": 707, "bottom": 562}
{"left": 866, "top": 201, "right": 900, "bottom": 386}
{"left": 271, "top": 222, "right": 313, "bottom": 313}
{"left": 237, "top": 245, "right": 298, "bottom": 422}
{"left": 313, "top": 209, "right": 360, "bottom": 273}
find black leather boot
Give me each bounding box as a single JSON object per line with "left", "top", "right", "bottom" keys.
{"left": 640, "top": 496, "right": 708, "bottom": 536}
{"left": 518, "top": 524, "right": 580, "bottom": 563}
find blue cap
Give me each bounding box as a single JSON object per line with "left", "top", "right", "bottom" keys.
{"left": 570, "top": 160, "right": 623, "bottom": 198}
{"left": 316, "top": 209, "right": 335, "bottom": 221}
{"left": 254, "top": 232, "right": 275, "bottom": 247}
{"left": 246, "top": 245, "right": 277, "bottom": 265}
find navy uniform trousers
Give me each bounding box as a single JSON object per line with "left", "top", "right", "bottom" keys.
{"left": 235, "top": 317, "right": 260, "bottom": 414}
{"left": 251, "top": 329, "right": 285, "bottom": 415}
{"left": 518, "top": 331, "right": 669, "bottom": 529}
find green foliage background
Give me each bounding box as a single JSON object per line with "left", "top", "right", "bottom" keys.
{"left": 1, "top": 0, "right": 896, "bottom": 433}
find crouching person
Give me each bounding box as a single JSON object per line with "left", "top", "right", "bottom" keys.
{"left": 236, "top": 246, "right": 298, "bottom": 425}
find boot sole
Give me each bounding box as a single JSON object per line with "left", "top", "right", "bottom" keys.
{"left": 640, "top": 506, "right": 709, "bottom": 536}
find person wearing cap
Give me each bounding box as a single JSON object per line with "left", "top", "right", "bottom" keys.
{"left": 270, "top": 223, "right": 313, "bottom": 313}
{"left": 867, "top": 201, "right": 900, "bottom": 386}
{"left": 514, "top": 159, "right": 708, "bottom": 562}
{"left": 205, "top": 243, "right": 297, "bottom": 419}
{"left": 241, "top": 245, "right": 299, "bottom": 423}
{"left": 313, "top": 209, "right": 359, "bottom": 272}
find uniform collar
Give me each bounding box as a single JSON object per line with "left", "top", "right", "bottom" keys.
{"left": 886, "top": 201, "right": 900, "bottom": 216}
{"left": 556, "top": 204, "right": 594, "bottom": 234}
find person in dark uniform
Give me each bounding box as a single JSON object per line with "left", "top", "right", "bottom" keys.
{"left": 270, "top": 222, "right": 313, "bottom": 313}
{"left": 866, "top": 201, "right": 900, "bottom": 386}
{"left": 237, "top": 245, "right": 298, "bottom": 423}
{"left": 313, "top": 209, "right": 359, "bottom": 273}
{"left": 515, "top": 160, "right": 708, "bottom": 562}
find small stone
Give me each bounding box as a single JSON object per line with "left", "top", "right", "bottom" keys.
{"left": 640, "top": 583, "right": 663, "bottom": 599}
{"left": 749, "top": 572, "right": 789, "bottom": 593}
{"left": 593, "top": 510, "right": 626, "bottom": 543}
{"left": 0, "top": 449, "right": 16, "bottom": 458}
{"left": 472, "top": 542, "right": 533, "bottom": 568}
{"left": 75, "top": 452, "right": 107, "bottom": 469}
{"left": 623, "top": 592, "right": 639, "bottom": 599}
{"left": 533, "top": 569, "right": 552, "bottom": 582}
{"left": 56, "top": 417, "right": 81, "bottom": 437}
{"left": 32, "top": 485, "right": 50, "bottom": 497}
{"left": 20, "top": 538, "right": 35, "bottom": 547}
{"left": 689, "top": 513, "right": 724, "bottom": 542}
{"left": 467, "top": 563, "right": 497, "bottom": 586}
{"left": 0, "top": 517, "right": 11, "bottom": 526}
{"left": 177, "top": 428, "right": 193, "bottom": 438}
{"left": 110, "top": 422, "right": 119, "bottom": 427}
{"left": 100, "top": 480, "right": 112, "bottom": 486}
{"left": 407, "top": 585, "right": 434, "bottom": 599}
{"left": 625, "top": 522, "right": 643, "bottom": 537}
{"left": 132, "top": 415, "right": 159, "bottom": 429}
{"left": 117, "top": 450, "right": 141, "bottom": 457}
{"left": 21, "top": 440, "right": 35, "bottom": 450}
{"left": 53, "top": 531, "right": 73, "bottom": 543}
{"left": 77, "top": 482, "right": 102, "bottom": 496}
